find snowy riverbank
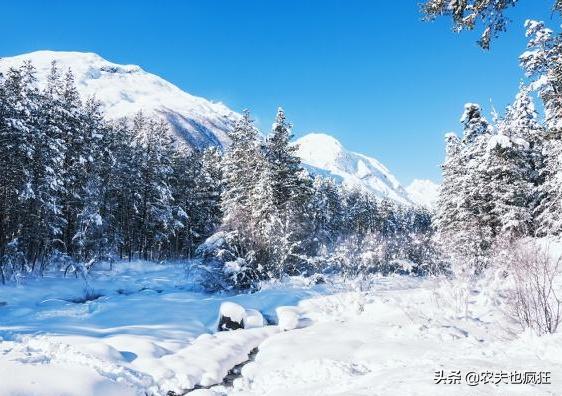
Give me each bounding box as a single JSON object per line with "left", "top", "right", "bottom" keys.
{"left": 0, "top": 261, "right": 324, "bottom": 395}
{"left": 1, "top": 262, "right": 561, "bottom": 395}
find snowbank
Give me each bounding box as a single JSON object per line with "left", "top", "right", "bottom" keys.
{"left": 276, "top": 306, "right": 300, "bottom": 331}
{"left": 218, "top": 301, "right": 247, "bottom": 330}
{"left": 0, "top": 261, "right": 324, "bottom": 395}
{"left": 226, "top": 277, "right": 562, "bottom": 395}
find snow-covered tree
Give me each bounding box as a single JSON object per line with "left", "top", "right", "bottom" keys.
{"left": 260, "top": 108, "right": 314, "bottom": 274}
{"left": 72, "top": 98, "right": 107, "bottom": 263}
{"left": 520, "top": 20, "right": 562, "bottom": 133}
{"left": 519, "top": 21, "right": 562, "bottom": 236}
{"left": 221, "top": 110, "right": 262, "bottom": 246}
{"left": 435, "top": 104, "right": 496, "bottom": 272}
{"left": 435, "top": 132, "right": 463, "bottom": 238}
{"left": 309, "top": 176, "right": 344, "bottom": 247}
{"left": 535, "top": 137, "right": 562, "bottom": 235}
{"left": 133, "top": 114, "right": 183, "bottom": 259}
{"left": 486, "top": 86, "right": 542, "bottom": 237}
{"left": 421, "top": 1, "right": 562, "bottom": 49}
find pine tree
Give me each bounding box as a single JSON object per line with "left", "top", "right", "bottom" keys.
{"left": 221, "top": 110, "right": 262, "bottom": 247}
{"left": 520, "top": 21, "right": 562, "bottom": 236}
{"left": 58, "top": 67, "right": 86, "bottom": 258}
{"left": 520, "top": 20, "right": 562, "bottom": 133}
{"left": 0, "top": 64, "right": 45, "bottom": 273}
{"left": 100, "top": 118, "right": 142, "bottom": 259}
{"left": 535, "top": 137, "right": 562, "bottom": 235}
{"left": 261, "top": 108, "right": 314, "bottom": 274}
{"left": 133, "top": 114, "right": 182, "bottom": 259}
{"left": 25, "top": 61, "right": 66, "bottom": 270}
{"left": 435, "top": 132, "right": 463, "bottom": 238}
{"left": 72, "top": 98, "right": 107, "bottom": 263}
{"left": 309, "top": 176, "right": 344, "bottom": 247}
{"left": 485, "top": 86, "right": 541, "bottom": 238}
{"left": 436, "top": 104, "right": 495, "bottom": 272}
{"left": 421, "top": 1, "right": 562, "bottom": 49}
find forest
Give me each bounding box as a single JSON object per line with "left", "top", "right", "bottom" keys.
{"left": 0, "top": 63, "right": 434, "bottom": 288}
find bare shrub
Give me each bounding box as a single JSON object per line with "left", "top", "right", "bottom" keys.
{"left": 503, "top": 241, "right": 562, "bottom": 335}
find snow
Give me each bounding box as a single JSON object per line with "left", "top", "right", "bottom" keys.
{"left": 488, "top": 134, "right": 513, "bottom": 150}
{"left": 275, "top": 306, "right": 300, "bottom": 331}
{"left": 0, "top": 261, "right": 324, "bottom": 395}
{"left": 245, "top": 309, "right": 266, "bottom": 329}
{"left": 225, "top": 276, "right": 562, "bottom": 395}
{"left": 2, "top": 264, "right": 562, "bottom": 395}
{"left": 295, "top": 133, "right": 414, "bottom": 205}
{"left": 151, "top": 326, "right": 279, "bottom": 391}
{"left": 0, "top": 355, "right": 139, "bottom": 396}
{"left": 0, "top": 51, "right": 239, "bottom": 149}
{"left": 460, "top": 103, "right": 479, "bottom": 123}
{"left": 0, "top": 51, "right": 437, "bottom": 199}
{"left": 406, "top": 179, "right": 440, "bottom": 209}
{"left": 219, "top": 301, "right": 247, "bottom": 325}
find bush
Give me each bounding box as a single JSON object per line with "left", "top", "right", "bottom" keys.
{"left": 502, "top": 240, "right": 562, "bottom": 335}
{"left": 195, "top": 231, "right": 262, "bottom": 291}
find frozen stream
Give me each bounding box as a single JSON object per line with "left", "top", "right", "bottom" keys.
{"left": 0, "top": 261, "right": 325, "bottom": 395}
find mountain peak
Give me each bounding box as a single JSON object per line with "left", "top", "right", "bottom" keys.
{"left": 406, "top": 179, "right": 440, "bottom": 209}
{"left": 1, "top": 51, "right": 426, "bottom": 206}
{"left": 295, "top": 133, "right": 413, "bottom": 205}
{"left": 297, "top": 133, "right": 343, "bottom": 148}
{"left": 0, "top": 50, "right": 238, "bottom": 149}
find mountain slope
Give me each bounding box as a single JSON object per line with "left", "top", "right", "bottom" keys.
{"left": 0, "top": 50, "right": 238, "bottom": 149}
{"left": 1, "top": 51, "right": 422, "bottom": 206}
{"left": 295, "top": 133, "right": 413, "bottom": 206}
{"left": 406, "top": 179, "right": 440, "bottom": 209}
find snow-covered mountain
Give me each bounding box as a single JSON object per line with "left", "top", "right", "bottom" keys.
{"left": 406, "top": 179, "right": 440, "bottom": 209}
{"left": 1, "top": 51, "right": 427, "bottom": 206}
{"left": 295, "top": 133, "right": 413, "bottom": 206}
{"left": 0, "top": 51, "right": 238, "bottom": 149}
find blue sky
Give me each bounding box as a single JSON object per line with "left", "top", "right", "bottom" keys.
{"left": 0, "top": 0, "right": 558, "bottom": 184}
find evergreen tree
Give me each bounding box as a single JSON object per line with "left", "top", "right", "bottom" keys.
{"left": 535, "top": 137, "right": 562, "bottom": 235}
{"left": 309, "top": 176, "right": 344, "bottom": 247}
{"left": 133, "top": 114, "right": 182, "bottom": 259}
{"left": 421, "top": 0, "right": 562, "bottom": 49}
{"left": 72, "top": 98, "right": 106, "bottom": 263}
{"left": 520, "top": 20, "right": 562, "bottom": 133}
{"left": 221, "top": 110, "right": 262, "bottom": 247}
{"left": 259, "top": 108, "right": 314, "bottom": 273}
{"left": 436, "top": 104, "right": 495, "bottom": 272}
{"left": 486, "top": 87, "right": 541, "bottom": 238}
{"left": 435, "top": 132, "right": 463, "bottom": 239}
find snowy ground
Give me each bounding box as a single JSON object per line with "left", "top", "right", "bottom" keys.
{"left": 0, "top": 261, "right": 324, "bottom": 395}
{"left": 1, "top": 262, "right": 562, "bottom": 396}
{"left": 223, "top": 278, "right": 562, "bottom": 396}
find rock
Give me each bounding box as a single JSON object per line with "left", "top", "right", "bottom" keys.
{"left": 276, "top": 306, "right": 300, "bottom": 331}
{"left": 217, "top": 301, "right": 246, "bottom": 331}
